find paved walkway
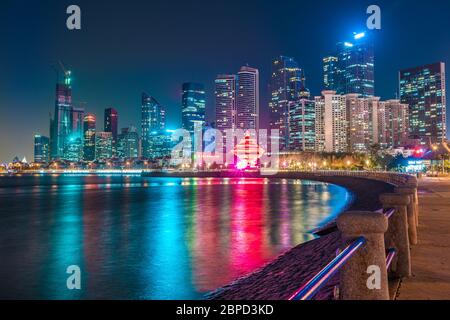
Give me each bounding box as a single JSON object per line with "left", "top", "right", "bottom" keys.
{"left": 397, "top": 177, "right": 450, "bottom": 300}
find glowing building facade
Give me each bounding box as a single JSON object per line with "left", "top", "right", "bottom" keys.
{"left": 83, "top": 113, "right": 96, "bottom": 161}
{"left": 323, "top": 32, "right": 375, "bottom": 97}
{"left": 51, "top": 72, "right": 73, "bottom": 159}
{"left": 95, "top": 132, "right": 113, "bottom": 160}
{"left": 269, "top": 56, "right": 303, "bottom": 150}
{"left": 288, "top": 98, "right": 315, "bottom": 152}
{"left": 141, "top": 93, "right": 166, "bottom": 158}
{"left": 399, "top": 62, "right": 446, "bottom": 145}
{"left": 379, "top": 100, "right": 410, "bottom": 148}
{"left": 34, "top": 135, "right": 50, "bottom": 163}
{"left": 314, "top": 91, "right": 348, "bottom": 153}
{"left": 104, "top": 108, "right": 118, "bottom": 155}
{"left": 236, "top": 66, "right": 259, "bottom": 131}
{"left": 215, "top": 74, "right": 237, "bottom": 132}
{"left": 181, "top": 83, "right": 206, "bottom": 133}
{"left": 117, "top": 126, "right": 139, "bottom": 159}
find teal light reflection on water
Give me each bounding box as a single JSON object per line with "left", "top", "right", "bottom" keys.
{"left": 142, "top": 179, "right": 199, "bottom": 299}
{"left": 0, "top": 175, "right": 352, "bottom": 299}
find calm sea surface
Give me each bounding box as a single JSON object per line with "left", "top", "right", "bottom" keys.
{"left": 0, "top": 175, "right": 352, "bottom": 299}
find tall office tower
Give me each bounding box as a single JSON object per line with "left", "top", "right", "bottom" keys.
{"left": 237, "top": 66, "right": 259, "bottom": 131}
{"left": 324, "top": 32, "right": 374, "bottom": 97}
{"left": 64, "top": 106, "right": 85, "bottom": 162}
{"left": 104, "top": 108, "right": 118, "bottom": 156}
{"left": 117, "top": 126, "right": 139, "bottom": 159}
{"left": 379, "top": 100, "right": 410, "bottom": 148}
{"left": 269, "top": 56, "right": 303, "bottom": 150}
{"left": 95, "top": 132, "right": 113, "bottom": 160}
{"left": 71, "top": 107, "right": 85, "bottom": 139}
{"left": 215, "top": 74, "right": 237, "bottom": 132}
{"left": 34, "top": 135, "right": 50, "bottom": 163}
{"left": 323, "top": 56, "right": 339, "bottom": 90}
{"left": 288, "top": 98, "right": 315, "bottom": 151}
{"left": 314, "top": 90, "right": 349, "bottom": 153}
{"left": 399, "top": 62, "right": 446, "bottom": 145}
{"left": 346, "top": 94, "right": 371, "bottom": 152}
{"left": 83, "top": 113, "right": 96, "bottom": 161}
{"left": 51, "top": 70, "right": 73, "bottom": 159}
{"left": 141, "top": 93, "right": 166, "bottom": 158}
{"left": 147, "top": 130, "right": 173, "bottom": 159}
{"left": 181, "top": 83, "right": 206, "bottom": 133}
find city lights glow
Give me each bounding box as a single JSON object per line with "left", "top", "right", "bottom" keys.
{"left": 353, "top": 32, "right": 365, "bottom": 40}
{"left": 236, "top": 160, "right": 248, "bottom": 170}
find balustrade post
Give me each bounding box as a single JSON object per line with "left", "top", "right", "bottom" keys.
{"left": 395, "top": 187, "right": 418, "bottom": 245}
{"left": 379, "top": 193, "right": 411, "bottom": 278}
{"left": 403, "top": 181, "right": 420, "bottom": 226}
{"left": 337, "top": 211, "right": 389, "bottom": 300}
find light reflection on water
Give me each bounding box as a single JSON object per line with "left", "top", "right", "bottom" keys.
{"left": 0, "top": 175, "right": 352, "bottom": 299}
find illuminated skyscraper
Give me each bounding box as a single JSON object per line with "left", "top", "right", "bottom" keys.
{"left": 346, "top": 95, "right": 384, "bottom": 152}
{"left": 83, "top": 113, "right": 96, "bottom": 161}
{"left": 288, "top": 98, "right": 315, "bottom": 151}
{"left": 71, "top": 107, "right": 85, "bottom": 140}
{"left": 237, "top": 66, "right": 259, "bottom": 131}
{"left": 141, "top": 93, "right": 166, "bottom": 158}
{"left": 104, "top": 108, "right": 118, "bottom": 155}
{"left": 34, "top": 135, "right": 50, "bottom": 163}
{"left": 64, "top": 106, "right": 85, "bottom": 162}
{"left": 269, "top": 56, "right": 302, "bottom": 150}
{"left": 324, "top": 32, "right": 374, "bottom": 97}
{"left": 215, "top": 74, "right": 237, "bottom": 132}
{"left": 95, "top": 132, "right": 113, "bottom": 160}
{"left": 181, "top": 83, "right": 206, "bottom": 133}
{"left": 323, "top": 56, "right": 338, "bottom": 90}
{"left": 51, "top": 69, "right": 73, "bottom": 159}
{"left": 117, "top": 126, "right": 139, "bottom": 159}
{"left": 379, "top": 100, "right": 410, "bottom": 148}
{"left": 314, "top": 91, "right": 348, "bottom": 153}
{"left": 399, "top": 62, "right": 446, "bottom": 145}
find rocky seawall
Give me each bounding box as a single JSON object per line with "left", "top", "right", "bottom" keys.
{"left": 205, "top": 175, "right": 394, "bottom": 300}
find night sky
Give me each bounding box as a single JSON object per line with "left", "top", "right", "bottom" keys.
{"left": 1, "top": 0, "right": 449, "bottom": 162}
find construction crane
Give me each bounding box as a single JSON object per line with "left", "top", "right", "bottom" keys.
{"left": 52, "top": 61, "right": 72, "bottom": 86}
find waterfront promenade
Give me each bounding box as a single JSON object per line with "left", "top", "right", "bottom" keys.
{"left": 397, "top": 177, "right": 450, "bottom": 300}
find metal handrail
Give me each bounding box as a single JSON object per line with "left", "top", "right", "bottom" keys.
{"left": 384, "top": 208, "right": 396, "bottom": 219}
{"left": 386, "top": 248, "right": 397, "bottom": 270}
{"left": 289, "top": 236, "right": 367, "bottom": 301}
{"left": 375, "top": 207, "right": 396, "bottom": 219}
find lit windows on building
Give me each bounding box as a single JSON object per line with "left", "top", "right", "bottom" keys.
{"left": 181, "top": 83, "right": 206, "bottom": 133}
{"left": 215, "top": 75, "right": 237, "bottom": 132}
{"left": 236, "top": 66, "right": 259, "bottom": 131}
{"left": 83, "top": 113, "right": 96, "bottom": 161}
{"left": 95, "top": 132, "right": 113, "bottom": 161}
{"left": 117, "top": 126, "right": 139, "bottom": 159}
{"left": 34, "top": 135, "right": 50, "bottom": 163}
{"left": 323, "top": 32, "right": 375, "bottom": 97}
{"left": 51, "top": 69, "right": 73, "bottom": 160}
{"left": 314, "top": 91, "right": 348, "bottom": 153}
{"left": 399, "top": 62, "right": 446, "bottom": 145}
{"left": 104, "top": 108, "right": 118, "bottom": 155}
{"left": 141, "top": 93, "right": 166, "bottom": 158}
{"left": 323, "top": 56, "right": 338, "bottom": 90}
{"left": 288, "top": 99, "right": 315, "bottom": 152}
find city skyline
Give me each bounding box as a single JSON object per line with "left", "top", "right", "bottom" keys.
{"left": 1, "top": 0, "right": 450, "bottom": 162}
